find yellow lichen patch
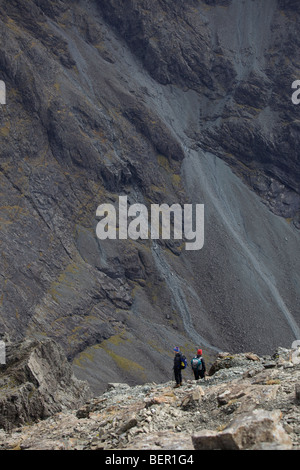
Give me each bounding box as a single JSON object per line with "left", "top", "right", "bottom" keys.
{"left": 55, "top": 262, "right": 80, "bottom": 284}
{"left": 6, "top": 17, "right": 21, "bottom": 34}
{"left": 265, "top": 379, "right": 281, "bottom": 386}
{"left": 73, "top": 331, "right": 141, "bottom": 375}
{"left": 171, "top": 173, "right": 184, "bottom": 193}
{"left": 157, "top": 154, "right": 170, "bottom": 171}
{"left": 182, "top": 342, "right": 198, "bottom": 358}
{"left": 130, "top": 282, "right": 143, "bottom": 300}
{"left": 144, "top": 278, "right": 163, "bottom": 305}
{"left": 0, "top": 122, "right": 11, "bottom": 137}
{"left": 103, "top": 332, "right": 128, "bottom": 347}
{"left": 94, "top": 43, "right": 105, "bottom": 52}
{"left": 147, "top": 339, "right": 171, "bottom": 356}
{"left": 171, "top": 173, "right": 181, "bottom": 186}
{"left": 92, "top": 332, "right": 146, "bottom": 376}
{"left": 48, "top": 261, "right": 82, "bottom": 302}
{"left": 105, "top": 350, "right": 145, "bottom": 373}
{"left": 8, "top": 88, "right": 18, "bottom": 99}
{"left": 73, "top": 348, "right": 97, "bottom": 367}
{"left": 150, "top": 184, "right": 162, "bottom": 193}
{"left": 0, "top": 205, "right": 28, "bottom": 226}
{"left": 53, "top": 82, "right": 60, "bottom": 93}
{"left": 68, "top": 327, "right": 89, "bottom": 346}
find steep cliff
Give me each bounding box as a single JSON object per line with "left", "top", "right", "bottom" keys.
{"left": 0, "top": 0, "right": 299, "bottom": 393}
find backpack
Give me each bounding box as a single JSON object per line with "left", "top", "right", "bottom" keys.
{"left": 180, "top": 355, "right": 188, "bottom": 370}
{"left": 191, "top": 356, "right": 203, "bottom": 371}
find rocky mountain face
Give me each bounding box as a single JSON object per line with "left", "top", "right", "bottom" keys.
{"left": 0, "top": 340, "right": 299, "bottom": 450}
{"left": 98, "top": 0, "right": 300, "bottom": 220}
{"left": 0, "top": 0, "right": 300, "bottom": 393}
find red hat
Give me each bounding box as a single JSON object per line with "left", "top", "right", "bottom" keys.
{"left": 197, "top": 349, "right": 202, "bottom": 355}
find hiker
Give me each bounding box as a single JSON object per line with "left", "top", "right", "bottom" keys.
{"left": 191, "top": 349, "right": 206, "bottom": 381}
{"left": 173, "top": 346, "right": 183, "bottom": 388}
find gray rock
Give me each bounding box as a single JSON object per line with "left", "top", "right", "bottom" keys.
{"left": 106, "top": 383, "right": 131, "bottom": 391}
{"left": 118, "top": 417, "right": 138, "bottom": 435}
{"left": 0, "top": 339, "right": 91, "bottom": 431}
{"left": 180, "top": 387, "right": 204, "bottom": 410}
{"left": 192, "top": 410, "right": 293, "bottom": 450}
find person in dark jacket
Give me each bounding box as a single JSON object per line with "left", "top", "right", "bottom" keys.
{"left": 191, "top": 349, "right": 206, "bottom": 381}
{"left": 173, "top": 346, "right": 183, "bottom": 388}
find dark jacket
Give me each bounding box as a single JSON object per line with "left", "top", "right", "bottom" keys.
{"left": 173, "top": 352, "right": 182, "bottom": 371}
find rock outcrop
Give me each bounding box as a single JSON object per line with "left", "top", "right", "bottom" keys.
{"left": 0, "top": 339, "right": 91, "bottom": 431}
{"left": 0, "top": 345, "right": 299, "bottom": 450}
{"left": 192, "top": 409, "right": 293, "bottom": 450}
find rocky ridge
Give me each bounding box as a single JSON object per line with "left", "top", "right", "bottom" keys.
{"left": 0, "top": 340, "right": 299, "bottom": 450}
{"left": 0, "top": 339, "right": 91, "bottom": 432}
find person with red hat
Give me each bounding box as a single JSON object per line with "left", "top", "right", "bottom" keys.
{"left": 191, "top": 348, "right": 206, "bottom": 381}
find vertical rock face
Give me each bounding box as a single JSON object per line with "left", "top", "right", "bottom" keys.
{"left": 0, "top": 0, "right": 299, "bottom": 392}
{"left": 0, "top": 339, "right": 91, "bottom": 431}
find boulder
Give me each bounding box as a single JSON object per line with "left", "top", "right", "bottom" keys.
{"left": 192, "top": 409, "right": 292, "bottom": 450}
{"left": 118, "top": 417, "right": 138, "bottom": 435}
{"left": 0, "top": 339, "right": 91, "bottom": 431}
{"left": 245, "top": 353, "right": 261, "bottom": 362}
{"left": 209, "top": 353, "right": 260, "bottom": 376}
{"left": 181, "top": 387, "right": 205, "bottom": 410}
